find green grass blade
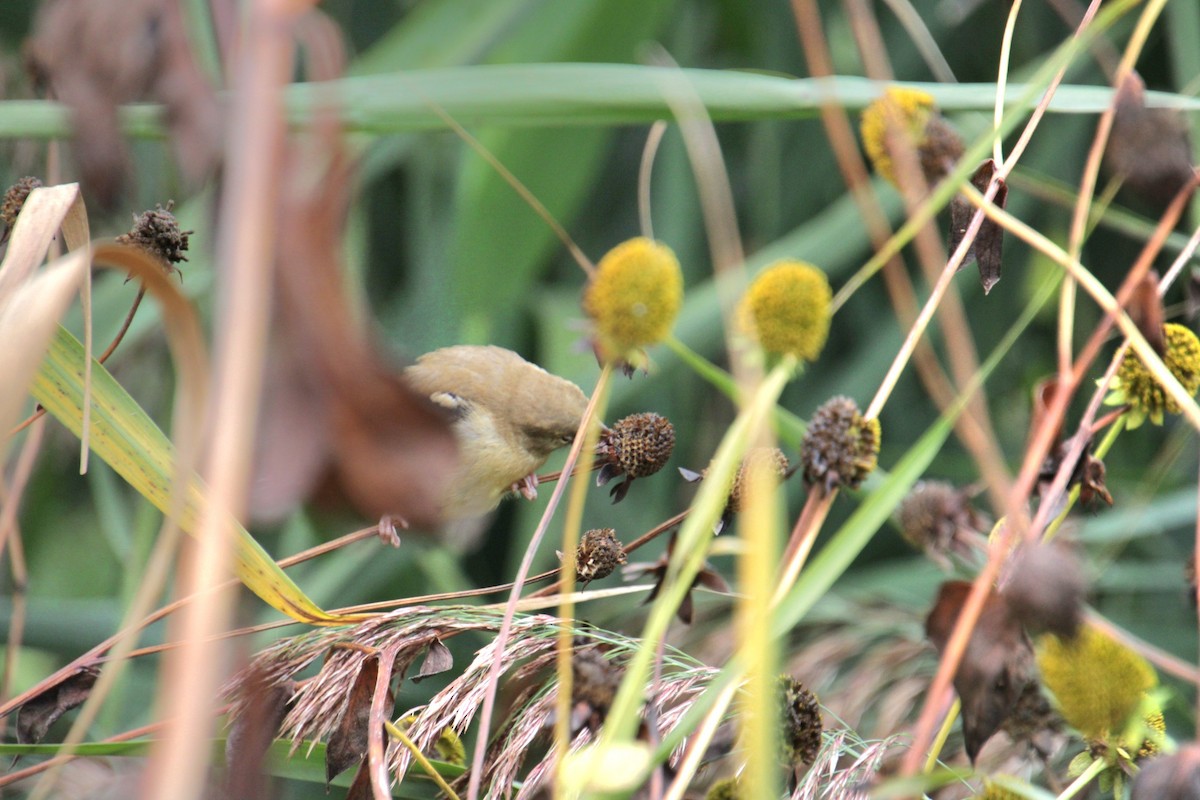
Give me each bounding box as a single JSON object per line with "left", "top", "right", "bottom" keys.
{"left": 30, "top": 326, "right": 339, "bottom": 624}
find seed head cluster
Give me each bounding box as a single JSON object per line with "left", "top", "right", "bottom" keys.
{"left": 1108, "top": 323, "right": 1200, "bottom": 428}
{"left": 801, "top": 396, "right": 880, "bottom": 491}
{"left": 573, "top": 528, "right": 627, "bottom": 583}
{"left": 728, "top": 448, "right": 791, "bottom": 514}
{"left": 1, "top": 176, "right": 42, "bottom": 228}
{"left": 116, "top": 202, "right": 192, "bottom": 268}
{"left": 597, "top": 413, "right": 675, "bottom": 479}
{"left": 777, "top": 675, "right": 822, "bottom": 769}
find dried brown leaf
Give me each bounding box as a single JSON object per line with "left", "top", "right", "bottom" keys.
{"left": 925, "top": 581, "right": 1035, "bottom": 763}
{"left": 326, "top": 655, "right": 383, "bottom": 785}
{"left": 250, "top": 137, "right": 457, "bottom": 530}
{"left": 24, "top": 0, "right": 218, "bottom": 207}
{"left": 225, "top": 676, "right": 294, "bottom": 798}
{"left": 16, "top": 667, "right": 98, "bottom": 744}
{"left": 949, "top": 159, "right": 1007, "bottom": 294}
{"left": 1129, "top": 270, "right": 1166, "bottom": 356}
{"left": 1107, "top": 72, "right": 1196, "bottom": 210}
{"left": 413, "top": 639, "right": 454, "bottom": 683}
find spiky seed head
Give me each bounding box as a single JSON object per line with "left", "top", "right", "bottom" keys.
{"left": 597, "top": 412, "right": 675, "bottom": 478}
{"left": 1105, "top": 323, "right": 1200, "bottom": 428}
{"left": 861, "top": 88, "right": 963, "bottom": 186}
{"left": 1, "top": 176, "right": 42, "bottom": 228}
{"left": 583, "top": 237, "right": 683, "bottom": 362}
{"left": 1037, "top": 626, "right": 1157, "bottom": 744}
{"left": 800, "top": 396, "right": 881, "bottom": 491}
{"left": 778, "top": 675, "right": 822, "bottom": 769}
{"left": 574, "top": 528, "right": 627, "bottom": 583}
{"left": 739, "top": 261, "right": 832, "bottom": 362}
{"left": 728, "top": 448, "right": 790, "bottom": 513}
{"left": 116, "top": 202, "right": 192, "bottom": 268}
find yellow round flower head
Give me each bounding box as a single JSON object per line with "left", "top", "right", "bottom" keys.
{"left": 583, "top": 237, "right": 683, "bottom": 363}
{"left": 1105, "top": 323, "right": 1200, "bottom": 428}
{"left": 972, "top": 779, "right": 1026, "bottom": 800}
{"left": 860, "top": 87, "right": 963, "bottom": 186}
{"left": 1037, "top": 626, "right": 1157, "bottom": 744}
{"left": 739, "top": 261, "right": 832, "bottom": 362}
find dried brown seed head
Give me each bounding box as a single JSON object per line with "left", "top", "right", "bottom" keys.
{"left": 570, "top": 640, "right": 624, "bottom": 732}
{"left": 1002, "top": 541, "right": 1085, "bottom": 638}
{"left": 116, "top": 202, "right": 192, "bottom": 269}
{"left": 800, "top": 396, "right": 880, "bottom": 492}
{"left": 597, "top": 412, "right": 675, "bottom": 479}
{"left": 898, "top": 480, "right": 982, "bottom": 556}
{"left": 778, "top": 675, "right": 822, "bottom": 770}
{"left": 1, "top": 176, "right": 42, "bottom": 229}
{"left": 573, "top": 528, "right": 627, "bottom": 583}
{"left": 729, "top": 447, "right": 790, "bottom": 513}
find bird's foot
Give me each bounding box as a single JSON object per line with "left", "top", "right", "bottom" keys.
{"left": 377, "top": 514, "right": 408, "bottom": 548}
{"left": 512, "top": 474, "right": 539, "bottom": 501}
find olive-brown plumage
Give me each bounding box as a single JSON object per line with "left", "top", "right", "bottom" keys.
{"left": 404, "top": 345, "right": 589, "bottom": 520}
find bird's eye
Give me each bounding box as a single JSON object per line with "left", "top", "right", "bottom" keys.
{"left": 560, "top": 432, "right": 576, "bottom": 445}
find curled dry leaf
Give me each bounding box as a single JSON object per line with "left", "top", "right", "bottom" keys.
{"left": 249, "top": 134, "right": 457, "bottom": 530}
{"left": 413, "top": 638, "right": 454, "bottom": 683}
{"left": 15, "top": 666, "right": 99, "bottom": 744}
{"left": 326, "top": 655, "right": 388, "bottom": 785}
{"left": 925, "top": 581, "right": 1035, "bottom": 762}
{"left": 1129, "top": 271, "right": 1166, "bottom": 356}
{"left": 224, "top": 673, "right": 295, "bottom": 798}
{"left": 24, "top": 0, "right": 218, "bottom": 207}
{"left": 949, "top": 159, "right": 1007, "bottom": 294}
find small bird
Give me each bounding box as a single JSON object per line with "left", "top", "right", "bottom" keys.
{"left": 404, "top": 345, "right": 590, "bottom": 521}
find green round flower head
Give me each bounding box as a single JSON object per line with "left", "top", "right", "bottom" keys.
{"left": 584, "top": 237, "right": 683, "bottom": 362}
{"left": 739, "top": 261, "right": 832, "bottom": 362}
{"left": 1105, "top": 323, "right": 1200, "bottom": 428}
{"left": 860, "top": 88, "right": 963, "bottom": 186}
{"left": 1037, "top": 626, "right": 1157, "bottom": 744}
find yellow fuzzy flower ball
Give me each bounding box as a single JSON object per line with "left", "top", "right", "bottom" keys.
{"left": 860, "top": 88, "right": 963, "bottom": 187}
{"left": 861, "top": 88, "right": 934, "bottom": 183}
{"left": 1104, "top": 323, "right": 1200, "bottom": 428}
{"left": 739, "top": 261, "right": 832, "bottom": 362}
{"left": 583, "top": 237, "right": 683, "bottom": 362}
{"left": 1037, "top": 626, "right": 1157, "bottom": 744}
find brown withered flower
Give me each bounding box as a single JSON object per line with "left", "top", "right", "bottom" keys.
{"left": 628, "top": 532, "right": 730, "bottom": 625}
{"left": 564, "top": 528, "right": 627, "bottom": 584}
{"left": 1001, "top": 540, "right": 1085, "bottom": 639}
{"left": 777, "top": 675, "right": 823, "bottom": 772}
{"left": 1037, "top": 430, "right": 1112, "bottom": 509}
{"left": 897, "top": 480, "right": 988, "bottom": 569}
{"left": 595, "top": 412, "right": 675, "bottom": 503}
{"left": 800, "top": 396, "right": 880, "bottom": 493}
{"left": 116, "top": 202, "right": 192, "bottom": 275}
{"left": 680, "top": 447, "right": 793, "bottom": 534}
{"left": 926, "top": 581, "right": 1036, "bottom": 763}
